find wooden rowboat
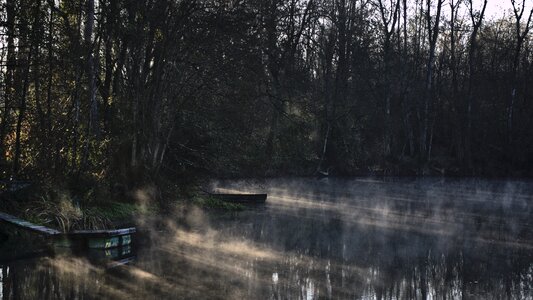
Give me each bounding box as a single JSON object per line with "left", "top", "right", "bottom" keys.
{"left": 0, "top": 211, "right": 135, "bottom": 249}
{"left": 210, "top": 193, "right": 267, "bottom": 204}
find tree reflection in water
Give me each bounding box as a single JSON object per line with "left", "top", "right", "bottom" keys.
{"left": 1, "top": 178, "right": 533, "bottom": 299}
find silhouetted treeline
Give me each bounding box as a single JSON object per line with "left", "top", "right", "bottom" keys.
{"left": 1, "top": 0, "right": 532, "bottom": 184}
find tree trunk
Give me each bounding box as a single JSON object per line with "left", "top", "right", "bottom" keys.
{"left": 13, "top": 43, "right": 33, "bottom": 176}
{"left": 420, "top": 0, "right": 442, "bottom": 164}
{"left": 46, "top": 5, "right": 54, "bottom": 169}
{"left": 1, "top": 0, "right": 16, "bottom": 170}
{"left": 465, "top": 0, "right": 487, "bottom": 172}
{"left": 507, "top": 2, "right": 533, "bottom": 162}
{"left": 317, "top": 123, "right": 330, "bottom": 172}
{"left": 377, "top": 0, "right": 400, "bottom": 158}
{"left": 81, "top": 0, "right": 97, "bottom": 172}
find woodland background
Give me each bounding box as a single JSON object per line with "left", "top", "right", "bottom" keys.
{"left": 1, "top": 0, "right": 533, "bottom": 190}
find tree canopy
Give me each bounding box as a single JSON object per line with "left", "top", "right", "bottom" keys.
{"left": 1, "top": 0, "right": 532, "bottom": 187}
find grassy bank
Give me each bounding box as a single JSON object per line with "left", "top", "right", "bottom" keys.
{"left": 0, "top": 180, "right": 242, "bottom": 232}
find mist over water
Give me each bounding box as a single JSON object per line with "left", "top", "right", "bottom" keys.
{"left": 2, "top": 178, "right": 533, "bottom": 299}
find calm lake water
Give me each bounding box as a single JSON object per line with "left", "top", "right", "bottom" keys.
{"left": 1, "top": 178, "right": 533, "bottom": 299}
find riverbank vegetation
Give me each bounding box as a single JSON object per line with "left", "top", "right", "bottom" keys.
{"left": 0, "top": 177, "right": 241, "bottom": 230}
{"left": 1, "top": 0, "right": 532, "bottom": 209}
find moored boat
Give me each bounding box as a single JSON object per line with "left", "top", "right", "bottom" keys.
{"left": 210, "top": 193, "right": 267, "bottom": 204}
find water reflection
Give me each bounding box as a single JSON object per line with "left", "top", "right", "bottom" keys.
{"left": 1, "top": 178, "right": 533, "bottom": 299}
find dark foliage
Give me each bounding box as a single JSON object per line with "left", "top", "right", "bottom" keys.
{"left": 0, "top": 0, "right": 532, "bottom": 191}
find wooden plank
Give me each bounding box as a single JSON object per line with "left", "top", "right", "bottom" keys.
{"left": 69, "top": 227, "right": 136, "bottom": 237}
{"left": 211, "top": 193, "right": 267, "bottom": 204}
{"left": 54, "top": 234, "right": 133, "bottom": 249}
{"left": 86, "top": 234, "right": 132, "bottom": 249}
{"left": 0, "top": 212, "right": 60, "bottom": 236}
{"left": 53, "top": 237, "right": 75, "bottom": 248}
{"left": 120, "top": 234, "right": 132, "bottom": 246}
{"left": 88, "top": 236, "right": 121, "bottom": 249}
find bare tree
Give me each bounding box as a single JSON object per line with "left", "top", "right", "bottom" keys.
{"left": 375, "top": 0, "right": 401, "bottom": 157}
{"left": 464, "top": 0, "right": 487, "bottom": 169}
{"left": 420, "top": 0, "right": 443, "bottom": 163}
{"left": 508, "top": 0, "right": 533, "bottom": 149}
{"left": 449, "top": 0, "right": 463, "bottom": 162}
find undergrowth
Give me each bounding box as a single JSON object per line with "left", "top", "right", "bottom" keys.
{"left": 1, "top": 180, "right": 242, "bottom": 232}
{"left": 1, "top": 181, "right": 157, "bottom": 232}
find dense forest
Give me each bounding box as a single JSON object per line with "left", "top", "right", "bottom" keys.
{"left": 1, "top": 0, "right": 532, "bottom": 188}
